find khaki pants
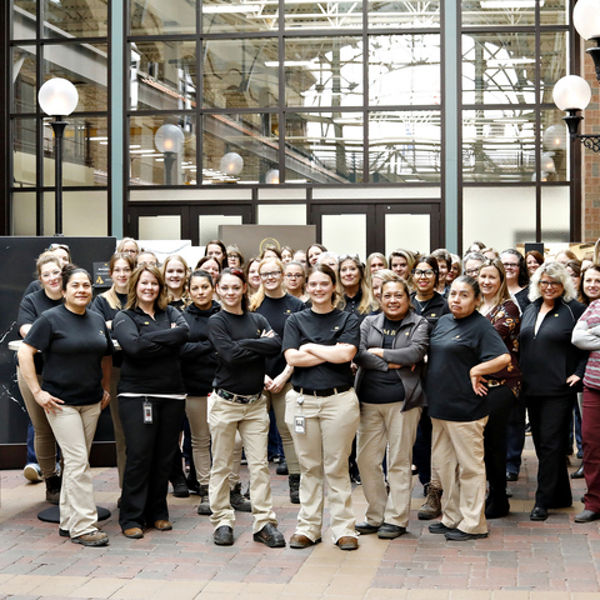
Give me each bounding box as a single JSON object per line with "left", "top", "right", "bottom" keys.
{"left": 109, "top": 367, "right": 127, "bottom": 487}
{"left": 431, "top": 416, "right": 488, "bottom": 535}
{"left": 208, "top": 392, "right": 277, "bottom": 533}
{"left": 17, "top": 367, "right": 58, "bottom": 479}
{"left": 262, "top": 382, "right": 300, "bottom": 474}
{"left": 186, "top": 395, "right": 244, "bottom": 488}
{"left": 46, "top": 403, "right": 101, "bottom": 538}
{"left": 285, "top": 388, "right": 360, "bottom": 543}
{"left": 357, "top": 403, "right": 421, "bottom": 528}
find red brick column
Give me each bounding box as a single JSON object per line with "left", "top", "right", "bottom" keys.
{"left": 582, "top": 50, "right": 600, "bottom": 242}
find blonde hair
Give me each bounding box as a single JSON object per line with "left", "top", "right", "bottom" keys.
{"left": 36, "top": 251, "right": 61, "bottom": 277}
{"left": 249, "top": 257, "right": 285, "bottom": 311}
{"left": 116, "top": 237, "right": 140, "bottom": 255}
{"left": 161, "top": 254, "right": 190, "bottom": 305}
{"left": 101, "top": 253, "right": 136, "bottom": 310}
{"left": 338, "top": 255, "right": 374, "bottom": 314}
{"left": 528, "top": 261, "right": 578, "bottom": 303}
{"left": 126, "top": 265, "right": 169, "bottom": 311}
{"left": 477, "top": 258, "right": 511, "bottom": 310}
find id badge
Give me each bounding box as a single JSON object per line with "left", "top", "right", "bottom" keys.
{"left": 294, "top": 415, "right": 306, "bottom": 434}
{"left": 143, "top": 400, "right": 153, "bottom": 424}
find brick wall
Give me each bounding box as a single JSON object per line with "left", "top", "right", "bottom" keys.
{"left": 583, "top": 49, "right": 600, "bottom": 242}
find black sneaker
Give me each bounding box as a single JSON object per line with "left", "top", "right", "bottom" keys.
{"left": 355, "top": 521, "right": 380, "bottom": 535}
{"left": 213, "top": 525, "right": 234, "bottom": 546}
{"left": 445, "top": 529, "right": 488, "bottom": 541}
{"left": 428, "top": 522, "right": 456, "bottom": 534}
{"left": 253, "top": 523, "right": 286, "bottom": 548}
{"left": 377, "top": 523, "right": 406, "bottom": 539}
{"left": 171, "top": 477, "right": 190, "bottom": 498}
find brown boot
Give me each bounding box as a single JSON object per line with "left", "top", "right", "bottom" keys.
{"left": 417, "top": 482, "right": 442, "bottom": 520}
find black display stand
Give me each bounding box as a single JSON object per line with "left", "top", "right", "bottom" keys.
{"left": 37, "top": 505, "right": 111, "bottom": 524}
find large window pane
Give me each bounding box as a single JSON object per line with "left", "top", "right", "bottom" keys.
{"left": 369, "top": 111, "right": 441, "bottom": 183}
{"left": 11, "top": 2, "right": 36, "bottom": 41}
{"left": 385, "top": 213, "right": 430, "bottom": 256}
{"left": 285, "top": 38, "right": 363, "bottom": 108}
{"left": 11, "top": 45, "right": 36, "bottom": 113}
{"left": 368, "top": 1, "right": 440, "bottom": 28}
{"left": 285, "top": 112, "right": 363, "bottom": 183}
{"left": 43, "top": 117, "right": 108, "bottom": 187}
{"left": 541, "top": 0, "right": 568, "bottom": 25}
{"left": 203, "top": 39, "right": 279, "bottom": 109}
{"left": 542, "top": 186, "right": 570, "bottom": 242}
{"left": 43, "top": 43, "right": 108, "bottom": 112}
{"left": 203, "top": 113, "right": 279, "bottom": 184}
{"left": 284, "top": 0, "right": 362, "bottom": 30}
{"left": 202, "top": 1, "right": 278, "bottom": 34}
{"left": 462, "top": 33, "right": 535, "bottom": 105}
{"left": 322, "top": 214, "right": 366, "bottom": 257}
{"left": 129, "top": 115, "right": 196, "bottom": 186}
{"left": 369, "top": 35, "right": 440, "bottom": 106}
{"left": 13, "top": 118, "right": 36, "bottom": 188}
{"left": 463, "top": 187, "right": 536, "bottom": 250}
{"left": 43, "top": 0, "right": 108, "bottom": 38}
{"left": 130, "top": 0, "right": 196, "bottom": 35}
{"left": 540, "top": 32, "right": 568, "bottom": 105}
{"left": 11, "top": 192, "right": 37, "bottom": 235}
{"left": 462, "top": 1, "right": 534, "bottom": 26}
{"left": 43, "top": 191, "right": 108, "bottom": 236}
{"left": 462, "top": 109, "right": 535, "bottom": 182}
{"left": 130, "top": 41, "right": 197, "bottom": 111}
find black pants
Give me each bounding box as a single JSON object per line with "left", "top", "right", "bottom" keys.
{"left": 119, "top": 395, "right": 185, "bottom": 530}
{"left": 505, "top": 397, "right": 526, "bottom": 476}
{"left": 484, "top": 385, "right": 514, "bottom": 501}
{"left": 527, "top": 394, "right": 573, "bottom": 509}
{"left": 412, "top": 407, "right": 432, "bottom": 486}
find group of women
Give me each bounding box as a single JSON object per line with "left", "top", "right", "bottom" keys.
{"left": 15, "top": 236, "right": 600, "bottom": 550}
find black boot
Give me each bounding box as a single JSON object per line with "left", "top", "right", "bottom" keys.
{"left": 197, "top": 484, "right": 212, "bottom": 515}
{"left": 276, "top": 460, "right": 289, "bottom": 476}
{"left": 45, "top": 475, "right": 61, "bottom": 504}
{"left": 289, "top": 474, "right": 300, "bottom": 504}
{"left": 230, "top": 482, "right": 251, "bottom": 512}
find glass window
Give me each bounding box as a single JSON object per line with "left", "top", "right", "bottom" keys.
{"left": 11, "top": 192, "right": 37, "bottom": 235}
{"left": 369, "top": 111, "right": 441, "bottom": 183}
{"left": 462, "top": 33, "right": 536, "bottom": 105}
{"left": 42, "top": 43, "right": 108, "bottom": 112}
{"left": 43, "top": 117, "right": 109, "bottom": 187}
{"left": 541, "top": 0, "right": 568, "bottom": 25}
{"left": 284, "top": 0, "right": 362, "bottom": 30}
{"left": 462, "top": 1, "right": 535, "bottom": 26}
{"left": 43, "top": 0, "right": 108, "bottom": 38}
{"left": 385, "top": 213, "right": 430, "bottom": 256}
{"left": 322, "top": 213, "right": 366, "bottom": 258}
{"left": 11, "top": 1, "right": 36, "bottom": 41}
{"left": 285, "top": 37, "right": 363, "bottom": 108}
{"left": 257, "top": 204, "right": 306, "bottom": 224}
{"left": 369, "top": 35, "right": 440, "bottom": 106}
{"left": 129, "top": 115, "right": 196, "bottom": 186}
{"left": 542, "top": 186, "right": 570, "bottom": 242}
{"left": 43, "top": 190, "right": 108, "bottom": 236}
{"left": 203, "top": 39, "right": 279, "bottom": 109}
{"left": 368, "top": 0, "right": 440, "bottom": 28}
{"left": 138, "top": 215, "right": 182, "bottom": 239}
{"left": 541, "top": 110, "right": 569, "bottom": 183}
{"left": 202, "top": 113, "right": 279, "bottom": 184}
{"left": 540, "top": 32, "right": 568, "bottom": 105}
{"left": 11, "top": 45, "right": 36, "bottom": 113}
{"left": 462, "top": 186, "right": 536, "bottom": 250}
{"left": 12, "top": 118, "right": 37, "bottom": 188}
{"left": 202, "top": 1, "right": 278, "bottom": 34}
{"left": 130, "top": 41, "right": 197, "bottom": 111}
{"left": 130, "top": 0, "right": 196, "bottom": 36}
{"left": 462, "top": 109, "right": 536, "bottom": 183}
{"left": 199, "top": 215, "right": 243, "bottom": 245}
{"left": 285, "top": 112, "right": 364, "bottom": 183}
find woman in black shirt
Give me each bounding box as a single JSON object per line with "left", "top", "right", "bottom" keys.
{"left": 520, "top": 262, "right": 586, "bottom": 521}
{"left": 249, "top": 257, "right": 305, "bottom": 503}
{"left": 16, "top": 252, "right": 65, "bottom": 503}
{"left": 283, "top": 264, "right": 361, "bottom": 551}
{"left": 207, "top": 268, "right": 284, "bottom": 548}
{"left": 113, "top": 265, "right": 189, "bottom": 539}
{"left": 161, "top": 254, "right": 189, "bottom": 309}
{"left": 339, "top": 255, "right": 373, "bottom": 319}
{"left": 354, "top": 278, "right": 429, "bottom": 539}
{"left": 90, "top": 252, "right": 135, "bottom": 489}
{"left": 18, "top": 266, "right": 112, "bottom": 547}
{"left": 425, "top": 276, "right": 510, "bottom": 541}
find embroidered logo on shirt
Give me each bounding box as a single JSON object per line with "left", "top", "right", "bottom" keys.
{"left": 554, "top": 314, "right": 559, "bottom": 317}
{"left": 333, "top": 326, "right": 340, "bottom": 330}
{"left": 144, "top": 321, "right": 150, "bottom": 325}
{"left": 431, "top": 313, "right": 437, "bottom": 317}
{"left": 454, "top": 335, "right": 461, "bottom": 339}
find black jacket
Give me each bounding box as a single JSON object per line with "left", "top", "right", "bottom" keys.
{"left": 113, "top": 305, "right": 189, "bottom": 395}
{"left": 520, "top": 296, "right": 587, "bottom": 397}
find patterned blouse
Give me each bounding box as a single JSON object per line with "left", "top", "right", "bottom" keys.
{"left": 485, "top": 299, "right": 522, "bottom": 397}
{"left": 578, "top": 299, "right": 600, "bottom": 390}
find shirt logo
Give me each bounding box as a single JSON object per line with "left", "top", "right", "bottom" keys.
{"left": 431, "top": 313, "right": 437, "bottom": 317}
{"left": 285, "top": 309, "right": 291, "bottom": 314}
{"left": 144, "top": 321, "right": 150, "bottom": 325}
{"left": 333, "top": 325, "right": 340, "bottom": 330}
{"left": 554, "top": 314, "right": 559, "bottom": 317}
{"left": 454, "top": 335, "right": 461, "bottom": 339}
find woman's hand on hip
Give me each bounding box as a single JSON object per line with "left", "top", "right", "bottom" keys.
{"left": 101, "top": 389, "right": 111, "bottom": 410}
{"left": 567, "top": 374, "right": 581, "bottom": 387}
{"left": 470, "top": 373, "right": 489, "bottom": 397}
{"left": 34, "top": 390, "right": 64, "bottom": 414}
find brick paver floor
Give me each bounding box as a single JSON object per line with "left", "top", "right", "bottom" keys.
{"left": 1, "top": 439, "right": 599, "bottom": 599}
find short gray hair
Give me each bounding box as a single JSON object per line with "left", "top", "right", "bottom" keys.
{"left": 528, "top": 261, "right": 577, "bottom": 302}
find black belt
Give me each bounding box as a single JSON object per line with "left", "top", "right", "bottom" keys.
{"left": 214, "top": 388, "right": 261, "bottom": 404}
{"left": 293, "top": 385, "right": 352, "bottom": 397}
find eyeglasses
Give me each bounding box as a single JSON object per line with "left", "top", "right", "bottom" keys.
{"left": 465, "top": 267, "right": 481, "bottom": 276}
{"left": 502, "top": 263, "right": 519, "bottom": 270}
{"left": 412, "top": 269, "right": 435, "bottom": 278}
{"left": 260, "top": 270, "right": 282, "bottom": 279}
{"left": 285, "top": 273, "right": 303, "bottom": 279}
{"left": 540, "top": 280, "right": 562, "bottom": 289}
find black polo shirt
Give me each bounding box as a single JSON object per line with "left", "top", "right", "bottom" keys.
{"left": 255, "top": 294, "right": 306, "bottom": 377}
{"left": 282, "top": 308, "right": 360, "bottom": 390}
{"left": 24, "top": 305, "right": 112, "bottom": 406}
{"left": 410, "top": 291, "right": 449, "bottom": 330}
{"left": 426, "top": 311, "right": 507, "bottom": 421}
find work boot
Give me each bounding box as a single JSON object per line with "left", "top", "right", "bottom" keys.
{"left": 45, "top": 475, "right": 61, "bottom": 505}
{"left": 417, "top": 482, "right": 442, "bottom": 520}
{"left": 197, "top": 484, "right": 212, "bottom": 515}
{"left": 289, "top": 473, "right": 300, "bottom": 504}
{"left": 230, "top": 482, "right": 251, "bottom": 512}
